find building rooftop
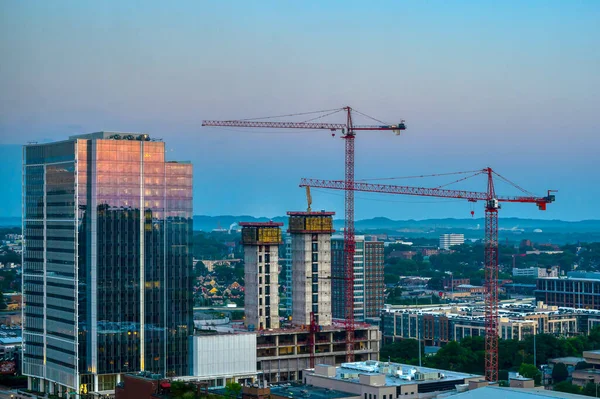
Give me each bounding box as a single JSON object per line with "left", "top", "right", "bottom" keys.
{"left": 451, "top": 386, "right": 587, "bottom": 399}
{"left": 68, "top": 131, "right": 152, "bottom": 140}
{"left": 316, "top": 361, "right": 481, "bottom": 387}
{"left": 0, "top": 337, "right": 22, "bottom": 345}
{"left": 270, "top": 384, "right": 355, "bottom": 399}
{"left": 548, "top": 356, "right": 585, "bottom": 365}
{"left": 287, "top": 211, "right": 336, "bottom": 216}
{"left": 239, "top": 222, "right": 284, "bottom": 227}
{"left": 382, "top": 299, "right": 600, "bottom": 322}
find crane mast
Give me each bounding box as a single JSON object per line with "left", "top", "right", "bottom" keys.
{"left": 343, "top": 110, "right": 356, "bottom": 360}
{"left": 203, "top": 107, "right": 406, "bottom": 362}
{"left": 300, "top": 167, "right": 555, "bottom": 380}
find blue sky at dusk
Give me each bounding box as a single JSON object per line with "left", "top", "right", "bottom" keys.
{"left": 1, "top": 1, "right": 598, "bottom": 221}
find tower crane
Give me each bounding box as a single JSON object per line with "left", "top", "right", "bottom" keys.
{"left": 203, "top": 106, "right": 406, "bottom": 362}
{"left": 299, "top": 167, "right": 556, "bottom": 381}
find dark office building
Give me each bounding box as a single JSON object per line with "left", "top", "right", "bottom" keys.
{"left": 536, "top": 272, "right": 600, "bottom": 310}
{"left": 22, "top": 132, "right": 193, "bottom": 396}
{"left": 364, "top": 241, "right": 384, "bottom": 322}
{"left": 331, "top": 236, "right": 365, "bottom": 322}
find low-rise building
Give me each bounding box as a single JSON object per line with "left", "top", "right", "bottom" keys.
{"left": 303, "top": 361, "right": 482, "bottom": 399}
{"left": 191, "top": 321, "right": 381, "bottom": 384}
{"left": 512, "top": 266, "right": 558, "bottom": 278}
{"left": 536, "top": 271, "right": 600, "bottom": 309}
{"left": 442, "top": 278, "right": 470, "bottom": 290}
{"left": 270, "top": 384, "right": 359, "bottom": 399}
{"left": 572, "top": 350, "right": 600, "bottom": 387}
{"left": 189, "top": 333, "right": 257, "bottom": 386}
{"left": 439, "top": 234, "right": 464, "bottom": 250}
{"left": 382, "top": 300, "right": 595, "bottom": 345}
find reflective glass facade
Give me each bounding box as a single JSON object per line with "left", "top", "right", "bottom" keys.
{"left": 22, "top": 133, "right": 193, "bottom": 393}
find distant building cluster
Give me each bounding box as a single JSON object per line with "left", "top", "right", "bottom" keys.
{"left": 382, "top": 300, "right": 600, "bottom": 345}
{"left": 439, "top": 234, "right": 464, "bottom": 250}
{"left": 512, "top": 266, "right": 559, "bottom": 278}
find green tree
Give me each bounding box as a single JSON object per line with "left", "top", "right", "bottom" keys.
{"left": 195, "top": 261, "right": 209, "bottom": 277}
{"left": 225, "top": 381, "right": 242, "bottom": 398}
{"left": 498, "top": 369, "right": 509, "bottom": 381}
{"left": 552, "top": 362, "right": 569, "bottom": 383}
{"left": 213, "top": 265, "right": 236, "bottom": 284}
{"left": 554, "top": 381, "right": 581, "bottom": 394}
{"left": 576, "top": 361, "right": 592, "bottom": 370}
{"left": 582, "top": 381, "right": 599, "bottom": 397}
{"left": 427, "top": 276, "right": 444, "bottom": 290}
{"left": 426, "top": 341, "right": 481, "bottom": 373}
{"left": 518, "top": 363, "right": 541, "bottom": 386}
{"left": 380, "top": 340, "right": 422, "bottom": 364}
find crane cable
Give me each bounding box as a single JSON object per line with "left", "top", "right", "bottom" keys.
{"left": 492, "top": 170, "right": 535, "bottom": 196}
{"left": 357, "top": 169, "right": 484, "bottom": 182}
{"left": 239, "top": 108, "right": 344, "bottom": 121}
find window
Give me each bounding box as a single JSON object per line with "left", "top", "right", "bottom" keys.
{"left": 265, "top": 264, "right": 270, "bottom": 274}
{"left": 312, "top": 304, "right": 318, "bottom": 313}
{"left": 312, "top": 275, "right": 318, "bottom": 283}
{"left": 265, "top": 275, "right": 270, "bottom": 284}
{"left": 312, "top": 253, "right": 318, "bottom": 262}
{"left": 259, "top": 298, "right": 262, "bottom": 305}
{"left": 259, "top": 277, "right": 262, "bottom": 284}
{"left": 312, "top": 263, "right": 318, "bottom": 273}
{"left": 312, "top": 284, "right": 318, "bottom": 293}
{"left": 259, "top": 255, "right": 263, "bottom": 262}
{"left": 312, "top": 294, "right": 318, "bottom": 303}
{"left": 312, "top": 242, "right": 318, "bottom": 252}
{"left": 259, "top": 266, "right": 262, "bottom": 274}
{"left": 265, "top": 286, "right": 270, "bottom": 295}
{"left": 259, "top": 287, "right": 262, "bottom": 295}
{"left": 265, "top": 254, "right": 271, "bottom": 262}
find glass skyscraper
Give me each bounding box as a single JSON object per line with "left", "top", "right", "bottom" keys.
{"left": 22, "top": 132, "right": 193, "bottom": 396}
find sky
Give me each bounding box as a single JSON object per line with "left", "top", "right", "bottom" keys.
{"left": 0, "top": 1, "right": 599, "bottom": 221}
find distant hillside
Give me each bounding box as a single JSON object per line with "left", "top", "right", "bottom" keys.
{"left": 3, "top": 215, "right": 598, "bottom": 243}
{"left": 194, "top": 215, "right": 600, "bottom": 234}
{"left": 0, "top": 217, "right": 20, "bottom": 227}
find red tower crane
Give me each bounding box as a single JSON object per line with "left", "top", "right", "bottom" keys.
{"left": 299, "top": 167, "right": 556, "bottom": 381}
{"left": 203, "top": 107, "right": 406, "bottom": 362}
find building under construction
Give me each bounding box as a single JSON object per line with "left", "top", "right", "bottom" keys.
{"left": 256, "top": 323, "right": 380, "bottom": 382}
{"left": 232, "top": 216, "right": 381, "bottom": 383}
{"left": 288, "top": 211, "right": 335, "bottom": 326}
{"left": 241, "top": 222, "right": 283, "bottom": 330}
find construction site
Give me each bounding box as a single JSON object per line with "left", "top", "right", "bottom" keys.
{"left": 198, "top": 106, "right": 557, "bottom": 384}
